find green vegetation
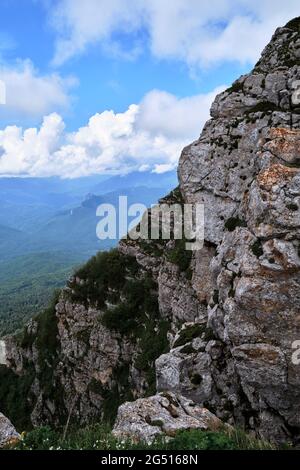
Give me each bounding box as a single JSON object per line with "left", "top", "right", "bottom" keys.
{"left": 173, "top": 324, "right": 206, "bottom": 348}
{"left": 203, "top": 327, "right": 216, "bottom": 342}
{"left": 224, "top": 217, "right": 247, "bottom": 232}
{"left": 135, "top": 318, "right": 170, "bottom": 395}
{"left": 179, "top": 343, "right": 197, "bottom": 354}
{"left": 247, "top": 102, "right": 280, "bottom": 114}
{"left": 67, "top": 249, "right": 139, "bottom": 308}
{"left": 0, "top": 252, "right": 83, "bottom": 336}
{"left": 101, "top": 272, "right": 170, "bottom": 396}
{"left": 161, "top": 186, "right": 185, "bottom": 205}
{"left": 34, "top": 292, "right": 66, "bottom": 417}
{"left": 90, "top": 364, "right": 134, "bottom": 425}
{"left": 139, "top": 239, "right": 164, "bottom": 257}
{"left": 212, "top": 289, "right": 219, "bottom": 305}
{"left": 166, "top": 428, "right": 275, "bottom": 451}
{"left": 286, "top": 160, "right": 300, "bottom": 168}
{"left": 138, "top": 186, "right": 192, "bottom": 276}
{"left": 0, "top": 365, "right": 35, "bottom": 431}
{"left": 167, "top": 238, "right": 192, "bottom": 273}
{"left": 69, "top": 248, "right": 170, "bottom": 408}
{"left": 101, "top": 276, "right": 153, "bottom": 335}
{"left": 9, "top": 425, "right": 276, "bottom": 451}
{"left": 0, "top": 248, "right": 171, "bottom": 430}
{"left": 173, "top": 323, "right": 216, "bottom": 349}
{"left": 286, "top": 202, "right": 298, "bottom": 211}
{"left": 0, "top": 291, "right": 67, "bottom": 430}
{"left": 227, "top": 81, "right": 244, "bottom": 94}
{"left": 251, "top": 240, "right": 264, "bottom": 257}
{"left": 189, "top": 373, "right": 202, "bottom": 386}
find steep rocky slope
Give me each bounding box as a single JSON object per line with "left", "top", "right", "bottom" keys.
{"left": 1, "top": 18, "right": 300, "bottom": 445}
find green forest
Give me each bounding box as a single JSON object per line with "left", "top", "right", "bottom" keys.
{"left": 0, "top": 252, "right": 84, "bottom": 336}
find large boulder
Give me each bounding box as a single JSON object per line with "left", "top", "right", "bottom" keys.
{"left": 112, "top": 392, "right": 225, "bottom": 444}
{"left": 0, "top": 412, "right": 20, "bottom": 448}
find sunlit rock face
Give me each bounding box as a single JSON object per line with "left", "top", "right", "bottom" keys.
{"left": 175, "top": 19, "right": 300, "bottom": 443}
{"left": 0, "top": 341, "right": 7, "bottom": 365}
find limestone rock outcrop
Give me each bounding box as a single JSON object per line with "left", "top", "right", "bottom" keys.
{"left": 112, "top": 392, "right": 224, "bottom": 444}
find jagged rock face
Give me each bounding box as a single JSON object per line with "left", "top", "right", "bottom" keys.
{"left": 174, "top": 21, "right": 300, "bottom": 443}
{"left": 1, "top": 19, "right": 300, "bottom": 445}
{"left": 112, "top": 392, "right": 225, "bottom": 444}
{"left": 179, "top": 23, "right": 300, "bottom": 245}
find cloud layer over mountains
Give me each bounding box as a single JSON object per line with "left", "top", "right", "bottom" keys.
{"left": 0, "top": 86, "right": 223, "bottom": 177}
{"left": 1, "top": 1, "right": 299, "bottom": 177}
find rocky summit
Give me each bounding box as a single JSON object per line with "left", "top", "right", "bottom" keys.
{"left": 1, "top": 18, "right": 300, "bottom": 446}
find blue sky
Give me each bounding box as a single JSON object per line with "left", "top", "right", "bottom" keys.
{"left": 0, "top": 0, "right": 249, "bottom": 130}
{"left": 0, "top": 0, "right": 299, "bottom": 177}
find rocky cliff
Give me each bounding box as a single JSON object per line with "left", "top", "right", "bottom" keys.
{"left": 1, "top": 17, "right": 300, "bottom": 445}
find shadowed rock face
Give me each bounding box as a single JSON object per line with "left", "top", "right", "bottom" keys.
{"left": 1, "top": 18, "right": 300, "bottom": 445}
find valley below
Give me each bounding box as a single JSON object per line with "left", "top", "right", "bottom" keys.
{"left": 0, "top": 171, "right": 177, "bottom": 335}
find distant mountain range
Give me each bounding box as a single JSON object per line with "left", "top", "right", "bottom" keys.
{"left": 0, "top": 170, "right": 178, "bottom": 334}
{"left": 0, "top": 171, "right": 177, "bottom": 260}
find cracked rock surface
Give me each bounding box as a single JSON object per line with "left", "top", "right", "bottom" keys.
{"left": 112, "top": 392, "right": 224, "bottom": 444}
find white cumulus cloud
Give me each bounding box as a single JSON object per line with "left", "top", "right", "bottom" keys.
{"left": 0, "top": 60, "right": 77, "bottom": 119}
{"left": 48, "top": 0, "right": 300, "bottom": 67}
{"left": 0, "top": 86, "right": 224, "bottom": 178}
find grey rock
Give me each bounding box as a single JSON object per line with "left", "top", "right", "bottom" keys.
{"left": 0, "top": 412, "right": 20, "bottom": 448}
{"left": 112, "top": 392, "right": 225, "bottom": 444}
